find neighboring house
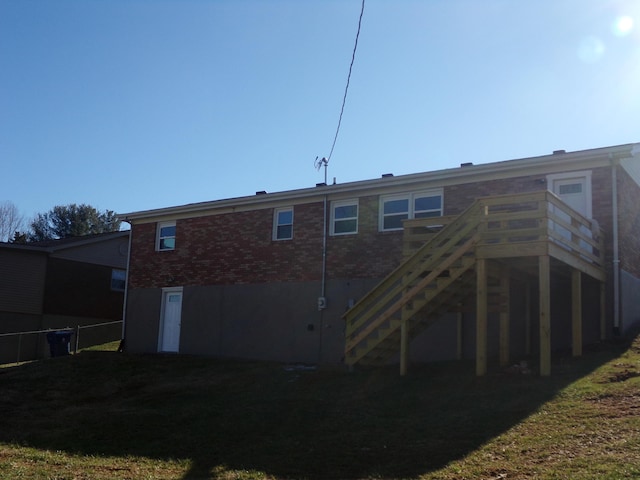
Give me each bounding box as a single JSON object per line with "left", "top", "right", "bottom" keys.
{"left": 121, "top": 143, "right": 640, "bottom": 375}
{"left": 0, "top": 231, "right": 129, "bottom": 363}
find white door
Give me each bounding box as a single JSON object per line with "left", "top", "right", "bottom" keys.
{"left": 548, "top": 172, "right": 592, "bottom": 251}
{"left": 552, "top": 176, "right": 589, "bottom": 217}
{"left": 159, "top": 289, "right": 182, "bottom": 352}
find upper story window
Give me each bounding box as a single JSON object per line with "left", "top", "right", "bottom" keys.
{"left": 156, "top": 221, "right": 176, "bottom": 251}
{"left": 379, "top": 190, "right": 443, "bottom": 231}
{"left": 331, "top": 200, "right": 358, "bottom": 236}
{"left": 273, "top": 207, "right": 293, "bottom": 240}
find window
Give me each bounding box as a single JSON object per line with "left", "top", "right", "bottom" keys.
{"left": 381, "top": 196, "right": 409, "bottom": 231}
{"left": 331, "top": 200, "right": 358, "bottom": 235}
{"left": 273, "top": 207, "right": 293, "bottom": 240}
{"left": 558, "top": 183, "right": 582, "bottom": 195}
{"left": 157, "top": 221, "right": 176, "bottom": 251}
{"left": 111, "top": 269, "right": 126, "bottom": 291}
{"left": 380, "top": 190, "right": 443, "bottom": 231}
{"left": 414, "top": 193, "right": 442, "bottom": 218}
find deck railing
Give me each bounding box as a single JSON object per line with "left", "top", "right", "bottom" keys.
{"left": 344, "top": 190, "right": 606, "bottom": 366}
{"left": 403, "top": 191, "right": 605, "bottom": 275}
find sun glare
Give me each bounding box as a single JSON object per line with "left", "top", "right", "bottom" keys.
{"left": 613, "top": 15, "right": 634, "bottom": 36}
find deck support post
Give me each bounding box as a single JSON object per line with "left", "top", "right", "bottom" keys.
{"left": 400, "top": 318, "right": 409, "bottom": 376}
{"left": 539, "top": 255, "right": 551, "bottom": 376}
{"left": 456, "top": 311, "right": 463, "bottom": 361}
{"left": 499, "top": 266, "right": 510, "bottom": 367}
{"left": 572, "top": 269, "right": 582, "bottom": 357}
{"left": 600, "top": 282, "right": 606, "bottom": 341}
{"left": 525, "top": 280, "right": 531, "bottom": 356}
{"left": 476, "top": 258, "right": 488, "bottom": 376}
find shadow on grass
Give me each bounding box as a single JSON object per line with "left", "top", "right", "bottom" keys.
{"left": 0, "top": 336, "right": 634, "bottom": 479}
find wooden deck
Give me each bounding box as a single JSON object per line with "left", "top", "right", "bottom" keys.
{"left": 344, "top": 191, "right": 606, "bottom": 376}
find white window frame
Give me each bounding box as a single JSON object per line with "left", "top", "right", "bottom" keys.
{"left": 156, "top": 221, "right": 176, "bottom": 251}
{"left": 379, "top": 189, "right": 443, "bottom": 231}
{"left": 330, "top": 199, "right": 359, "bottom": 236}
{"left": 273, "top": 207, "right": 294, "bottom": 240}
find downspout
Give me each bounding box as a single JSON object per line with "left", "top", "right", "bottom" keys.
{"left": 120, "top": 220, "right": 133, "bottom": 349}
{"left": 317, "top": 161, "right": 329, "bottom": 363}
{"left": 611, "top": 156, "right": 620, "bottom": 335}
{"left": 318, "top": 192, "right": 328, "bottom": 363}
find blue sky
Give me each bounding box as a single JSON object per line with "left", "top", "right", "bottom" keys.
{"left": 1, "top": 0, "right": 639, "bottom": 223}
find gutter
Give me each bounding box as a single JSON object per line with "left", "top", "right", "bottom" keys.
{"left": 121, "top": 144, "right": 638, "bottom": 223}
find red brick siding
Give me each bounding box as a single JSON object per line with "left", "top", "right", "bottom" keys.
{"left": 443, "top": 174, "right": 546, "bottom": 215}
{"left": 591, "top": 165, "right": 614, "bottom": 265}
{"left": 129, "top": 167, "right": 619, "bottom": 289}
{"left": 129, "top": 197, "right": 404, "bottom": 289}
{"left": 617, "top": 166, "right": 640, "bottom": 277}
{"left": 326, "top": 195, "right": 403, "bottom": 279}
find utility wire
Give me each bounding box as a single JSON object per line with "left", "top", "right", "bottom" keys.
{"left": 327, "top": 0, "right": 365, "bottom": 162}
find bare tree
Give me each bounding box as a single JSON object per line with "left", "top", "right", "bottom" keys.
{"left": 0, "top": 201, "right": 25, "bottom": 242}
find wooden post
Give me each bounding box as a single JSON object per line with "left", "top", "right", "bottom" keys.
{"left": 499, "top": 266, "right": 510, "bottom": 367}
{"left": 476, "top": 258, "right": 488, "bottom": 376}
{"left": 539, "top": 255, "right": 551, "bottom": 376}
{"left": 456, "top": 311, "right": 463, "bottom": 361}
{"left": 571, "top": 269, "right": 582, "bottom": 357}
{"left": 524, "top": 281, "right": 531, "bottom": 356}
{"left": 400, "top": 318, "right": 409, "bottom": 376}
{"left": 600, "top": 282, "right": 606, "bottom": 341}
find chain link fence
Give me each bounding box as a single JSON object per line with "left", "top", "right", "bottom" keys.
{"left": 0, "top": 320, "right": 123, "bottom": 365}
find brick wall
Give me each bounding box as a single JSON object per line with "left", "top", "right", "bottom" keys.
{"left": 443, "top": 174, "right": 546, "bottom": 215}
{"left": 617, "top": 166, "right": 640, "bottom": 277}
{"left": 129, "top": 166, "right": 619, "bottom": 289}
{"left": 129, "top": 198, "right": 404, "bottom": 289}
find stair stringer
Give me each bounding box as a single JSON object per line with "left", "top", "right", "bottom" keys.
{"left": 344, "top": 202, "right": 484, "bottom": 365}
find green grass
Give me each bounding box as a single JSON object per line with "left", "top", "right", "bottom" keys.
{"left": 1, "top": 335, "right": 639, "bottom": 479}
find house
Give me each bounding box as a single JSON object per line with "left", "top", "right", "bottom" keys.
{"left": 0, "top": 231, "right": 130, "bottom": 363}
{"left": 121, "top": 143, "right": 640, "bottom": 375}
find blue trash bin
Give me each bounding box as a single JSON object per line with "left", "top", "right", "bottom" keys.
{"left": 46, "top": 331, "right": 73, "bottom": 357}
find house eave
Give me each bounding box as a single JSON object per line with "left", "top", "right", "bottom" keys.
{"left": 120, "top": 142, "right": 639, "bottom": 223}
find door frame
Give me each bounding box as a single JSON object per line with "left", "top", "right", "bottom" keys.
{"left": 547, "top": 170, "right": 593, "bottom": 218}
{"left": 158, "top": 286, "right": 183, "bottom": 353}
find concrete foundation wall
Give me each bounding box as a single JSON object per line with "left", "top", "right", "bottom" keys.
{"left": 125, "top": 272, "right": 604, "bottom": 366}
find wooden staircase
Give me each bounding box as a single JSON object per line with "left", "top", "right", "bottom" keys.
{"left": 343, "top": 190, "right": 607, "bottom": 375}
{"left": 343, "top": 201, "right": 486, "bottom": 368}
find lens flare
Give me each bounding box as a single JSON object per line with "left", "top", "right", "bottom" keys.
{"left": 578, "top": 36, "right": 605, "bottom": 63}
{"left": 613, "top": 15, "right": 634, "bottom": 36}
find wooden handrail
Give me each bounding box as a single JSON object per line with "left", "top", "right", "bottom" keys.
{"left": 344, "top": 201, "right": 483, "bottom": 338}
{"left": 343, "top": 189, "right": 606, "bottom": 366}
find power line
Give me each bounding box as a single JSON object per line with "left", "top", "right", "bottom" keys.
{"left": 327, "top": 0, "right": 365, "bottom": 162}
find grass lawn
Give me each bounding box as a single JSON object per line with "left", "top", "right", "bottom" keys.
{"left": 1, "top": 336, "right": 639, "bottom": 479}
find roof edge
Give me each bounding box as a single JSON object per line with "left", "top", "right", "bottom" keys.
{"left": 120, "top": 142, "right": 639, "bottom": 222}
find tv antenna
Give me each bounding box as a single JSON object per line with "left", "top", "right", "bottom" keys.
{"left": 314, "top": 156, "right": 329, "bottom": 184}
